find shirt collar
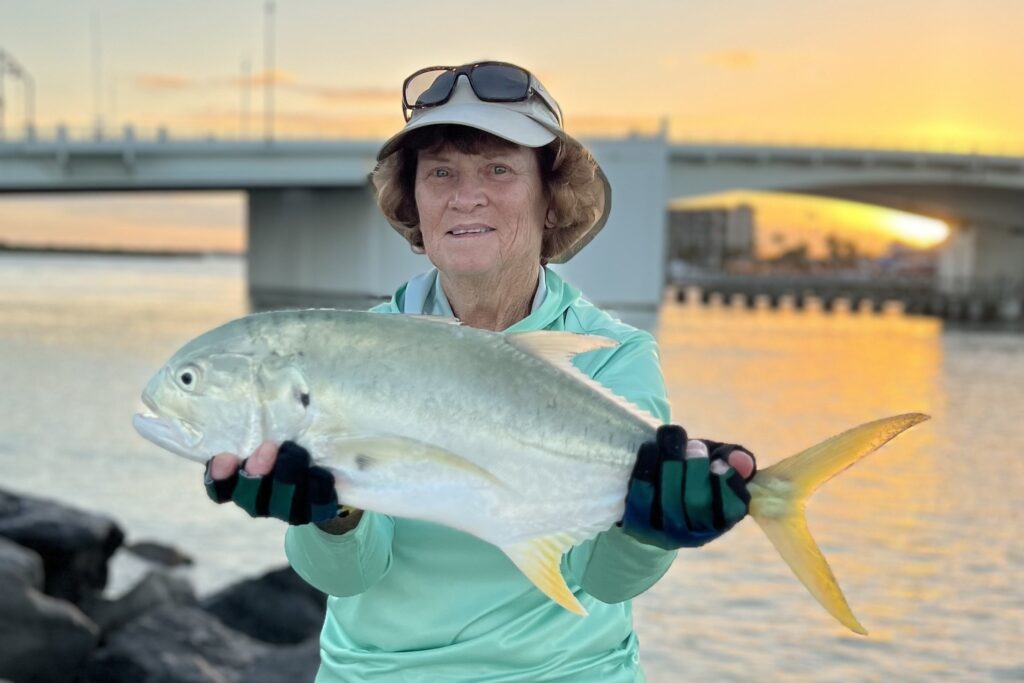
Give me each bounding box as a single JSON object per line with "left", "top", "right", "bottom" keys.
{"left": 403, "top": 267, "right": 548, "bottom": 319}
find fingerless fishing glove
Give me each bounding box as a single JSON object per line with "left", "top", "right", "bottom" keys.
{"left": 621, "top": 425, "right": 755, "bottom": 550}
{"left": 204, "top": 441, "right": 340, "bottom": 525}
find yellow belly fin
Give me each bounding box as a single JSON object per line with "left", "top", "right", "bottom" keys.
{"left": 747, "top": 413, "right": 930, "bottom": 635}
{"left": 502, "top": 534, "right": 588, "bottom": 616}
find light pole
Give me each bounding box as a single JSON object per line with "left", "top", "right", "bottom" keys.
{"left": 263, "top": 0, "right": 275, "bottom": 142}
{"left": 240, "top": 55, "right": 251, "bottom": 137}
{"left": 0, "top": 49, "right": 6, "bottom": 139}
{"left": 0, "top": 48, "right": 36, "bottom": 138}
{"left": 92, "top": 11, "right": 103, "bottom": 133}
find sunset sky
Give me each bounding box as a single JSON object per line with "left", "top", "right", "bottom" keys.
{"left": 1, "top": 0, "right": 1019, "bottom": 252}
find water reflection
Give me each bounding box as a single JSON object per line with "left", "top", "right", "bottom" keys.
{"left": 635, "top": 297, "right": 1023, "bottom": 681}
{"left": 0, "top": 255, "right": 1020, "bottom": 681}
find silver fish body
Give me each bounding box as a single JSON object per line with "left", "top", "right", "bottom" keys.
{"left": 135, "top": 308, "right": 929, "bottom": 628}
{"left": 134, "top": 310, "right": 657, "bottom": 613}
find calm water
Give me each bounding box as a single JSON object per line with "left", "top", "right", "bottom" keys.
{"left": 0, "top": 254, "right": 1020, "bottom": 682}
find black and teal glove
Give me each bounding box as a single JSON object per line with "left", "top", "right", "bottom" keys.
{"left": 620, "top": 425, "right": 755, "bottom": 550}
{"left": 204, "top": 441, "right": 340, "bottom": 525}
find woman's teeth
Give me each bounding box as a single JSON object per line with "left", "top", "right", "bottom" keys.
{"left": 450, "top": 227, "right": 493, "bottom": 236}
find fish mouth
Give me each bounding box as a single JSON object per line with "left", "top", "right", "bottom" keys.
{"left": 133, "top": 395, "right": 207, "bottom": 464}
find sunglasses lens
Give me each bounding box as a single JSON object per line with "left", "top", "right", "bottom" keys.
{"left": 471, "top": 64, "right": 530, "bottom": 101}
{"left": 406, "top": 69, "right": 456, "bottom": 107}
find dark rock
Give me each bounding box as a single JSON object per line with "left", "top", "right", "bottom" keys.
{"left": 0, "top": 536, "right": 44, "bottom": 589}
{"left": 0, "top": 580, "right": 100, "bottom": 683}
{"left": 239, "top": 638, "right": 321, "bottom": 682}
{"left": 0, "top": 488, "right": 124, "bottom": 605}
{"left": 82, "top": 569, "right": 197, "bottom": 637}
{"left": 201, "top": 566, "right": 326, "bottom": 644}
{"left": 79, "top": 604, "right": 270, "bottom": 683}
{"left": 125, "top": 540, "right": 194, "bottom": 567}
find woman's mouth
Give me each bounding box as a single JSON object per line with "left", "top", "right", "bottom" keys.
{"left": 448, "top": 226, "right": 495, "bottom": 238}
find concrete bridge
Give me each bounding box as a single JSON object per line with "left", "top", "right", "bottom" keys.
{"left": 1, "top": 128, "right": 1022, "bottom": 312}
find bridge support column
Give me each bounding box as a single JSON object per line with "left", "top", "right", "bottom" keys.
{"left": 552, "top": 136, "right": 669, "bottom": 313}
{"left": 247, "top": 187, "right": 427, "bottom": 310}
{"left": 938, "top": 223, "right": 1024, "bottom": 294}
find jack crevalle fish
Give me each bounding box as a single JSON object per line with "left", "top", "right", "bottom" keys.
{"left": 133, "top": 309, "right": 928, "bottom": 634}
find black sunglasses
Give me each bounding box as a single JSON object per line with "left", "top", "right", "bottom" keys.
{"left": 401, "top": 61, "right": 562, "bottom": 125}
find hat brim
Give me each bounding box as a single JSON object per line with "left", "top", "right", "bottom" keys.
{"left": 377, "top": 103, "right": 558, "bottom": 161}
{"left": 546, "top": 165, "right": 612, "bottom": 265}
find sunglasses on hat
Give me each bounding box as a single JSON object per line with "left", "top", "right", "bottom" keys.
{"left": 402, "top": 61, "right": 563, "bottom": 125}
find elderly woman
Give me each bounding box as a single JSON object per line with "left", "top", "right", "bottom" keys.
{"left": 206, "top": 61, "right": 755, "bottom": 682}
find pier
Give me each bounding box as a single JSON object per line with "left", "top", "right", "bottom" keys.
{"left": 671, "top": 273, "right": 1024, "bottom": 324}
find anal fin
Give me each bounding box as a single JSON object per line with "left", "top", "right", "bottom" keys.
{"left": 502, "top": 534, "right": 587, "bottom": 616}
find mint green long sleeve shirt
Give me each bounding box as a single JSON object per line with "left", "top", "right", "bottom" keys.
{"left": 285, "top": 267, "right": 675, "bottom": 682}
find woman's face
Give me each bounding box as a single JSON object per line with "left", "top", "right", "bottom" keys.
{"left": 414, "top": 143, "right": 550, "bottom": 280}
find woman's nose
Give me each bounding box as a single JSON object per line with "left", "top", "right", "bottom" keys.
{"left": 447, "top": 175, "right": 488, "bottom": 211}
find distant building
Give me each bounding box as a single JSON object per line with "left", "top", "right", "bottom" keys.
{"left": 876, "top": 242, "right": 937, "bottom": 278}
{"left": 666, "top": 204, "right": 756, "bottom": 272}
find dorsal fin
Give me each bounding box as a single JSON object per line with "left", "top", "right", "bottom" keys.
{"left": 507, "top": 331, "right": 662, "bottom": 429}
{"left": 507, "top": 330, "right": 617, "bottom": 360}
{"left": 405, "top": 314, "right": 461, "bottom": 325}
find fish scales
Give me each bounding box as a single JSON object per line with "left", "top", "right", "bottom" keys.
{"left": 134, "top": 309, "right": 929, "bottom": 627}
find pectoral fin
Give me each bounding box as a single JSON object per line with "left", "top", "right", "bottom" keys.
{"left": 502, "top": 534, "right": 587, "bottom": 616}
{"left": 313, "top": 433, "right": 502, "bottom": 487}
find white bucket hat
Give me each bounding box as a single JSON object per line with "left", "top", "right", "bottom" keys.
{"left": 376, "top": 63, "right": 612, "bottom": 263}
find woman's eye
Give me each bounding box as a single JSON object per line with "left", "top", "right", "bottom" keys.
{"left": 492, "top": 165, "right": 508, "bottom": 175}
{"left": 432, "top": 168, "right": 449, "bottom": 178}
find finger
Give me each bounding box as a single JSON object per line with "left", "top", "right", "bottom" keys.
{"left": 204, "top": 456, "right": 240, "bottom": 504}
{"left": 209, "top": 453, "right": 241, "bottom": 480}
{"left": 270, "top": 442, "right": 312, "bottom": 523}
{"left": 655, "top": 425, "right": 688, "bottom": 458}
{"left": 244, "top": 441, "right": 278, "bottom": 476}
{"left": 728, "top": 450, "right": 756, "bottom": 480}
{"left": 308, "top": 466, "right": 340, "bottom": 524}
{"left": 682, "top": 457, "right": 714, "bottom": 532}
{"left": 685, "top": 439, "right": 709, "bottom": 460}
{"left": 712, "top": 468, "right": 750, "bottom": 530}
{"left": 631, "top": 440, "right": 661, "bottom": 483}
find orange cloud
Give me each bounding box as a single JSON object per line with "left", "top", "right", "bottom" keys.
{"left": 244, "top": 69, "right": 296, "bottom": 87}
{"left": 134, "top": 73, "right": 196, "bottom": 91}
{"left": 282, "top": 84, "right": 396, "bottom": 105}
{"left": 701, "top": 50, "right": 758, "bottom": 70}
{"left": 143, "top": 70, "right": 394, "bottom": 107}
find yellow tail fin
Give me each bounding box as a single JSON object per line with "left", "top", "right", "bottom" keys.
{"left": 747, "top": 413, "right": 930, "bottom": 635}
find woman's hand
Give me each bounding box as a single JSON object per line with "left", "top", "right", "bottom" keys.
{"left": 620, "top": 425, "right": 757, "bottom": 550}
{"left": 204, "top": 441, "right": 342, "bottom": 526}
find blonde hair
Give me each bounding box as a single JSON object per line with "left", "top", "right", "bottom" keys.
{"left": 371, "top": 125, "right": 605, "bottom": 262}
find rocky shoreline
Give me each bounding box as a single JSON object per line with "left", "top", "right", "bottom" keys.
{"left": 0, "top": 488, "right": 323, "bottom": 683}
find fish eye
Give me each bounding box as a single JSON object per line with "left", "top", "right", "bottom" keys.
{"left": 175, "top": 365, "right": 201, "bottom": 391}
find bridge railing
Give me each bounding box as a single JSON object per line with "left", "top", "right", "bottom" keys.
{"left": 0, "top": 123, "right": 388, "bottom": 145}
{"left": 3, "top": 123, "right": 1024, "bottom": 157}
